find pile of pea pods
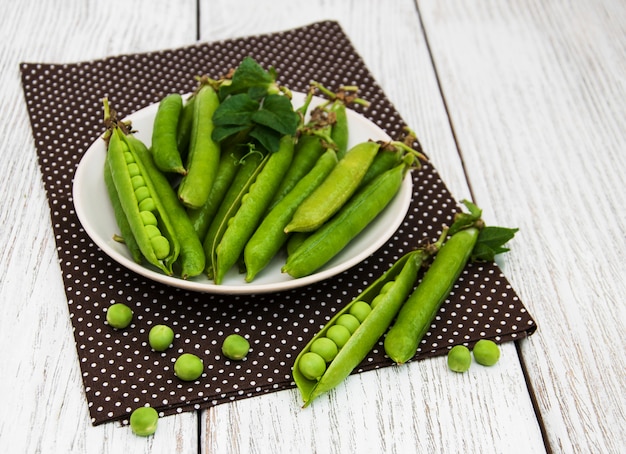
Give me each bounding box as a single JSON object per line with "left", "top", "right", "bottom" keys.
{"left": 293, "top": 199, "right": 518, "bottom": 406}
{"left": 102, "top": 58, "right": 426, "bottom": 285}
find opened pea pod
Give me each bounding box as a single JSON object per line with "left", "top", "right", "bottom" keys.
{"left": 103, "top": 99, "right": 180, "bottom": 275}
{"left": 293, "top": 241, "right": 443, "bottom": 407}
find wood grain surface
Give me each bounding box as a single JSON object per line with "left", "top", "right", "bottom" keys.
{"left": 1, "top": 0, "right": 623, "bottom": 453}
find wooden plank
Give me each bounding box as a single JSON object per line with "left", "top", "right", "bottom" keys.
{"left": 418, "top": 0, "right": 626, "bottom": 452}
{"left": 198, "top": 1, "right": 545, "bottom": 452}
{"left": 0, "top": 1, "right": 198, "bottom": 453}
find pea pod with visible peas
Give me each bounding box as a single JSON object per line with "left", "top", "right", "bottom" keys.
{"left": 151, "top": 93, "right": 186, "bottom": 175}
{"left": 244, "top": 148, "right": 337, "bottom": 282}
{"left": 384, "top": 200, "right": 518, "bottom": 364}
{"left": 103, "top": 159, "right": 142, "bottom": 263}
{"left": 285, "top": 140, "right": 380, "bottom": 233}
{"left": 214, "top": 135, "right": 295, "bottom": 284}
{"left": 105, "top": 116, "right": 179, "bottom": 275}
{"left": 123, "top": 134, "right": 205, "bottom": 279}
{"left": 293, "top": 247, "right": 437, "bottom": 406}
{"left": 178, "top": 82, "right": 221, "bottom": 209}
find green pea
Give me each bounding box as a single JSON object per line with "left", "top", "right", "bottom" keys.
{"left": 222, "top": 334, "right": 250, "bottom": 360}
{"left": 106, "top": 303, "right": 133, "bottom": 329}
{"left": 447, "top": 345, "right": 471, "bottom": 373}
{"left": 138, "top": 197, "right": 156, "bottom": 212}
{"left": 473, "top": 339, "right": 500, "bottom": 366}
{"left": 348, "top": 301, "right": 372, "bottom": 322}
{"left": 134, "top": 186, "right": 151, "bottom": 203}
{"left": 140, "top": 210, "right": 158, "bottom": 226}
{"left": 151, "top": 236, "right": 171, "bottom": 260}
{"left": 144, "top": 224, "right": 161, "bottom": 239}
{"left": 309, "top": 337, "right": 338, "bottom": 362}
{"left": 174, "top": 353, "right": 204, "bottom": 381}
{"left": 148, "top": 324, "right": 174, "bottom": 352}
{"left": 335, "top": 313, "right": 360, "bottom": 334}
{"left": 127, "top": 163, "right": 141, "bottom": 177}
{"left": 124, "top": 151, "right": 135, "bottom": 163}
{"left": 380, "top": 280, "right": 395, "bottom": 294}
{"left": 131, "top": 175, "right": 145, "bottom": 190}
{"left": 299, "top": 352, "right": 327, "bottom": 381}
{"left": 129, "top": 406, "right": 158, "bottom": 436}
{"left": 325, "top": 324, "right": 351, "bottom": 349}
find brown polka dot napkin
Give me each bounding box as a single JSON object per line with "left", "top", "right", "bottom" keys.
{"left": 20, "top": 21, "right": 536, "bottom": 425}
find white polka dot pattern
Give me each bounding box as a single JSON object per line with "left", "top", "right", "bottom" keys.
{"left": 20, "top": 21, "right": 536, "bottom": 425}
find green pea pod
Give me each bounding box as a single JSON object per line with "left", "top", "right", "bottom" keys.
{"left": 176, "top": 94, "right": 195, "bottom": 163}
{"left": 286, "top": 231, "right": 309, "bottom": 256}
{"left": 178, "top": 84, "right": 221, "bottom": 209}
{"left": 124, "top": 134, "right": 205, "bottom": 279}
{"left": 187, "top": 143, "right": 245, "bottom": 240}
{"left": 384, "top": 226, "right": 480, "bottom": 364}
{"left": 282, "top": 161, "right": 407, "bottom": 279}
{"left": 329, "top": 102, "right": 349, "bottom": 159}
{"left": 244, "top": 148, "right": 337, "bottom": 282}
{"left": 293, "top": 250, "right": 426, "bottom": 407}
{"left": 151, "top": 93, "right": 186, "bottom": 175}
{"left": 214, "top": 135, "right": 295, "bottom": 284}
{"left": 268, "top": 126, "right": 331, "bottom": 209}
{"left": 285, "top": 140, "right": 380, "bottom": 233}
{"left": 106, "top": 128, "right": 178, "bottom": 275}
{"left": 358, "top": 146, "right": 403, "bottom": 189}
{"left": 203, "top": 150, "right": 266, "bottom": 278}
{"left": 103, "top": 159, "right": 142, "bottom": 263}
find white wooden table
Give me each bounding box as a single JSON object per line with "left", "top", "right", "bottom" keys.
{"left": 1, "top": 0, "right": 624, "bottom": 452}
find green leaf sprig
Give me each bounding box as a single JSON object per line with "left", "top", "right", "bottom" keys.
{"left": 211, "top": 57, "right": 299, "bottom": 152}
{"left": 448, "top": 200, "right": 519, "bottom": 262}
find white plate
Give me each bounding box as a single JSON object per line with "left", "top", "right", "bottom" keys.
{"left": 73, "top": 92, "right": 413, "bottom": 294}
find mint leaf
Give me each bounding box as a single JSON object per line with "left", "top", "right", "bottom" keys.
{"left": 251, "top": 94, "right": 299, "bottom": 136}
{"left": 210, "top": 58, "right": 297, "bottom": 151}
{"left": 218, "top": 57, "right": 277, "bottom": 100}
{"left": 249, "top": 124, "right": 282, "bottom": 153}
{"left": 472, "top": 226, "right": 519, "bottom": 261}
{"left": 212, "top": 93, "right": 259, "bottom": 126}
{"left": 212, "top": 124, "right": 250, "bottom": 144}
